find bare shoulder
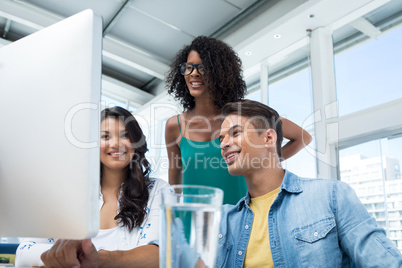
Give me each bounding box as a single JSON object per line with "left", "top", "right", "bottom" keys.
{"left": 166, "top": 115, "right": 179, "bottom": 131}
{"left": 165, "top": 114, "right": 181, "bottom": 144}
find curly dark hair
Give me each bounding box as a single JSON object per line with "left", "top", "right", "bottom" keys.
{"left": 101, "top": 106, "right": 151, "bottom": 232}
{"left": 166, "top": 36, "right": 247, "bottom": 111}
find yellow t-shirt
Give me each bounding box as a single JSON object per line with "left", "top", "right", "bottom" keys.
{"left": 243, "top": 187, "right": 280, "bottom": 268}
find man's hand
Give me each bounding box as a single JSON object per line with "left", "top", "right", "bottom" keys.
{"left": 41, "top": 239, "right": 99, "bottom": 268}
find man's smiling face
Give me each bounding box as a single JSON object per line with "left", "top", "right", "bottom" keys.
{"left": 219, "top": 114, "right": 269, "bottom": 177}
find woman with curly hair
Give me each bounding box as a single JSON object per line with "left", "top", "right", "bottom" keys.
{"left": 165, "top": 36, "right": 311, "bottom": 205}
{"left": 16, "top": 106, "right": 168, "bottom": 268}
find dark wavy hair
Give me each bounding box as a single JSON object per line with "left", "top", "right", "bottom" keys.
{"left": 101, "top": 106, "right": 151, "bottom": 231}
{"left": 166, "top": 36, "right": 247, "bottom": 111}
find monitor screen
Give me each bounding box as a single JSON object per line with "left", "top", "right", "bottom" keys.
{"left": 0, "top": 9, "right": 102, "bottom": 239}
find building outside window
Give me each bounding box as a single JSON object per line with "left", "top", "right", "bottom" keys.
{"left": 339, "top": 137, "right": 402, "bottom": 252}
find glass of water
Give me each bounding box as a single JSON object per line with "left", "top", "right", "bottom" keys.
{"left": 159, "top": 185, "right": 223, "bottom": 268}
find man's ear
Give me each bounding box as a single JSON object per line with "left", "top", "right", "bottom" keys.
{"left": 264, "top": 129, "right": 277, "bottom": 149}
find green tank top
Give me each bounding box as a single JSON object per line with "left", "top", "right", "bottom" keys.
{"left": 178, "top": 115, "right": 247, "bottom": 205}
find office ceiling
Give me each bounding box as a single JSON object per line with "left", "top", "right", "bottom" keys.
{"left": 0, "top": 0, "right": 265, "bottom": 107}
{"left": 1, "top": 0, "right": 401, "bottom": 109}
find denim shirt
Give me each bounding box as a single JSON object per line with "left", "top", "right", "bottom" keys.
{"left": 216, "top": 170, "right": 402, "bottom": 268}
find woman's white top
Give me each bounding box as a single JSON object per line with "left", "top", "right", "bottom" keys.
{"left": 15, "top": 178, "right": 169, "bottom": 267}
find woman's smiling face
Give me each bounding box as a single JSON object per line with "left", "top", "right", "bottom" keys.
{"left": 184, "top": 50, "right": 208, "bottom": 98}
{"left": 100, "top": 117, "right": 134, "bottom": 171}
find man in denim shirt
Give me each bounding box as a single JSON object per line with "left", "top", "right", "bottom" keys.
{"left": 216, "top": 100, "right": 402, "bottom": 268}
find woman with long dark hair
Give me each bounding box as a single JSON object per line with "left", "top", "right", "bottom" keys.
{"left": 16, "top": 106, "right": 168, "bottom": 268}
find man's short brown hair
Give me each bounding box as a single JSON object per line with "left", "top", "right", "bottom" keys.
{"left": 222, "top": 100, "right": 283, "bottom": 158}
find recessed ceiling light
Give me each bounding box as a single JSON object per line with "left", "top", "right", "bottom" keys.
{"left": 273, "top": 34, "right": 281, "bottom": 39}
{"left": 245, "top": 51, "right": 252, "bottom": 56}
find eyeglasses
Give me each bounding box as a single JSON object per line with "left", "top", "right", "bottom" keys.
{"left": 179, "top": 62, "right": 205, "bottom": 76}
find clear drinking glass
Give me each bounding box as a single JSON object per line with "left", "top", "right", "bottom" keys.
{"left": 159, "top": 185, "right": 223, "bottom": 268}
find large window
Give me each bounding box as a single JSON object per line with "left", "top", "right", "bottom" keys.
{"left": 269, "top": 68, "right": 313, "bottom": 127}
{"left": 246, "top": 89, "right": 262, "bottom": 103}
{"left": 334, "top": 4, "right": 402, "bottom": 252}
{"left": 334, "top": 24, "right": 402, "bottom": 116}
{"left": 268, "top": 68, "right": 316, "bottom": 178}
{"left": 339, "top": 136, "right": 402, "bottom": 252}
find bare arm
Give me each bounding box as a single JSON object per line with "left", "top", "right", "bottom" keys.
{"left": 281, "top": 117, "right": 312, "bottom": 160}
{"left": 99, "top": 244, "right": 159, "bottom": 268}
{"left": 165, "top": 116, "right": 183, "bottom": 185}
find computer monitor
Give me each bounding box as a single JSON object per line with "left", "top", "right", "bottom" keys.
{"left": 0, "top": 10, "right": 102, "bottom": 239}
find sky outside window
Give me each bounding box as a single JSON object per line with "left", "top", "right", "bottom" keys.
{"left": 334, "top": 25, "right": 402, "bottom": 116}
